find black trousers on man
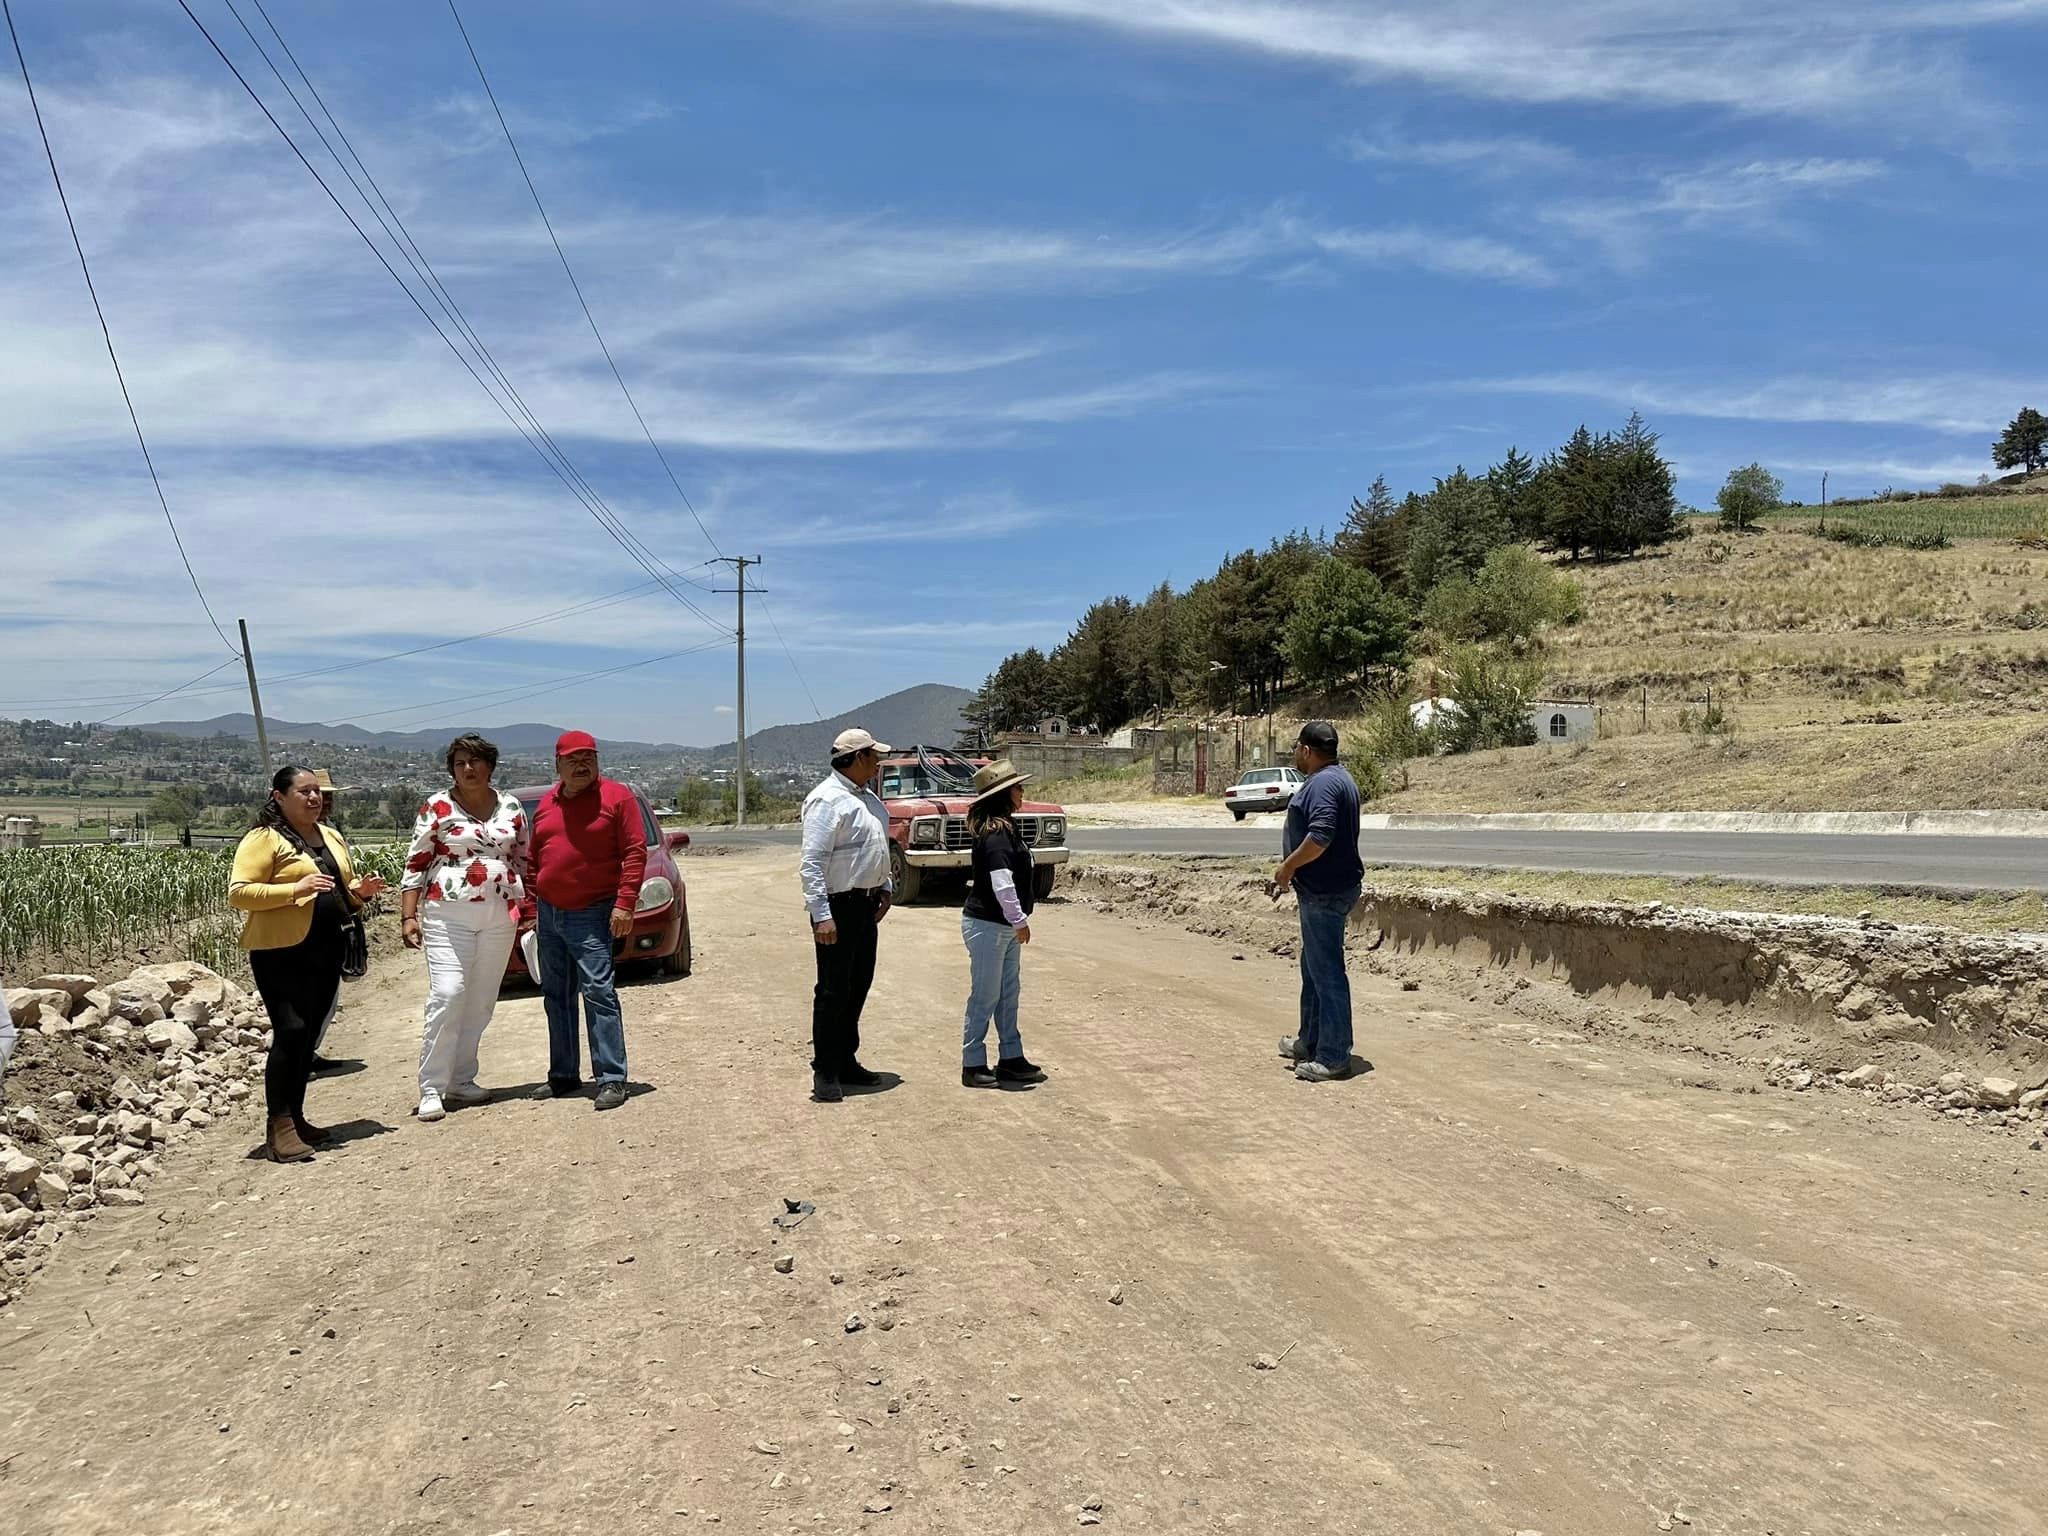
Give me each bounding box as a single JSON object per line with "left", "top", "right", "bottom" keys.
{"left": 812, "top": 888, "right": 882, "bottom": 1076}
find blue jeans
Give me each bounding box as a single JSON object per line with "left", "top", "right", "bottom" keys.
{"left": 1297, "top": 887, "right": 1359, "bottom": 1069}
{"left": 961, "top": 913, "right": 1023, "bottom": 1067}
{"left": 537, "top": 898, "right": 628, "bottom": 1086}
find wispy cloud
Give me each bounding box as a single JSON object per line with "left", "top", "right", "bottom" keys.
{"left": 1540, "top": 157, "right": 1887, "bottom": 269}
{"left": 892, "top": 0, "right": 2027, "bottom": 139}
{"left": 1453, "top": 370, "right": 2045, "bottom": 435}
{"left": 1341, "top": 131, "right": 1577, "bottom": 176}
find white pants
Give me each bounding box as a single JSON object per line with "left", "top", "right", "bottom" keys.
{"left": 419, "top": 900, "right": 517, "bottom": 1096}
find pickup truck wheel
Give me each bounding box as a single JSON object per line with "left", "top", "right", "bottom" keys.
{"left": 1032, "top": 863, "right": 1057, "bottom": 901}
{"left": 661, "top": 909, "right": 692, "bottom": 976}
{"left": 891, "top": 843, "right": 923, "bottom": 905}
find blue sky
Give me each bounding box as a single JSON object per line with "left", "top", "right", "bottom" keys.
{"left": 4, "top": 0, "right": 2045, "bottom": 744}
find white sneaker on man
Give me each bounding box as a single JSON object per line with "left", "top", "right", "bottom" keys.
{"left": 444, "top": 1084, "right": 491, "bottom": 1106}
{"left": 416, "top": 1090, "right": 446, "bottom": 1122}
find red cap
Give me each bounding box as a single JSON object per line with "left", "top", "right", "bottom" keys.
{"left": 555, "top": 729, "right": 598, "bottom": 756}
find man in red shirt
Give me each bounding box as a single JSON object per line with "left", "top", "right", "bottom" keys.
{"left": 527, "top": 730, "right": 646, "bottom": 1111}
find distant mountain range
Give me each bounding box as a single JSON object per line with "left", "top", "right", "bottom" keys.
{"left": 134, "top": 682, "right": 976, "bottom": 764}
{"left": 704, "top": 683, "right": 977, "bottom": 766}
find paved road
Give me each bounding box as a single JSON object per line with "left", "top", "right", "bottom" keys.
{"left": 692, "top": 823, "right": 2044, "bottom": 891}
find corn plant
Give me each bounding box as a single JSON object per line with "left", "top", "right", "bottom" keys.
{"left": 0, "top": 841, "right": 407, "bottom": 972}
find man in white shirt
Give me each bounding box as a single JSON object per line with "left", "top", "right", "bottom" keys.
{"left": 800, "top": 728, "right": 895, "bottom": 1103}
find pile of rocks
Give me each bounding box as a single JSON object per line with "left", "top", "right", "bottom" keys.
{"left": 1, "top": 961, "right": 271, "bottom": 1307}
{"left": 1763, "top": 1056, "right": 2048, "bottom": 1129}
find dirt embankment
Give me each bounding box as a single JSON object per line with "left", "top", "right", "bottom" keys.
{"left": 1068, "top": 860, "right": 2048, "bottom": 1111}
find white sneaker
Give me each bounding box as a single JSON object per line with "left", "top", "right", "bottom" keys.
{"left": 444, "top": 1084, "right": 491, "bottom": 1106}
{"left": 417, "top": 1091, "right": 446, "bottom": 1122}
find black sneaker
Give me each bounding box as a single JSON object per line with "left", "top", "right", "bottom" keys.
{"left": 961, "top": 1064, "right": 999, "bottom": 1089}
{"left": 995, "top": 1057, "right": 1047, "bottom": 1084}
{"left": 593, "top": 1081, "right": 628, "bottom": 1111}
{"left": 813, "top": 1071, "right": 844, "bottom": 1103}
{"left": 840, "top": 1061, "right": 883, "bottom": 1089}
{"left": 537, "top": 1078, "right": 584, "bottom": 1099}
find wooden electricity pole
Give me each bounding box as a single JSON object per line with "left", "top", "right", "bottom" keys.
{"left": 238, "top": 619, "right": 272, "bottom": 779}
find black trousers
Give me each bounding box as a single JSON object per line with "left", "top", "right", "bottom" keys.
{"left": 811, "top": 889, "right": 882, "bottom": 1075}
{"left": 250, "top": 926, "right": 344, "bottom": 1119}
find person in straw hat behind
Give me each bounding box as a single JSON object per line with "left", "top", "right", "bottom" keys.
{"left": 958, "top": 758, "right": 1048, "bottom": 1089}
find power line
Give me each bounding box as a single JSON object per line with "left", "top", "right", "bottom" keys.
{"left": 754, "top": 593, "right": 824, "bottom": 720}
{"left": 234, "top": 0, "right": 714, "bottom": 613}
{"left": 338, "top": 635, "right": 733, "bottom": 726}
{"left": 0, "top": 576, "right": 689, "bottom": 714}
{"left": 173, "top": 0, "right": 730, "bottom": 638}
{"left": 445, "top": 0, "right": 723, "bottom": 563}
{"left": 444, "top": 0, "right": 831, "bottom": 721}
{"left": 5, "top": 0, "right": 240, "bottom": 659}
{"left": 93, "top": 657, "right": 247, "bottom": 727}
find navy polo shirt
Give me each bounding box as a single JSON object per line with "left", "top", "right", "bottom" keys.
{"left": 1282, "top": 762, "right": 1363, "bottom": 895}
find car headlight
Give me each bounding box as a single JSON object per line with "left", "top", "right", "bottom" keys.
{"left": 1041, "top": 817, "right": 1065, "bottom": 845}
{"left": 635, "top": 876, "right": 675, "bottom": 914}
{"left": 910, "top": 817, "right": 942, "bottom": 847}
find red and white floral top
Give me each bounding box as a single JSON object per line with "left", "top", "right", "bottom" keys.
{"left": 399, "top": 788, "right": 529, "bottom": 908}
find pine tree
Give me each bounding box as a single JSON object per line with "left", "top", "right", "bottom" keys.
{"left": 1406, "top": 468, "right": 1510, "bottom": 595}
{"left": 1336, "top": 474, "right": 1409, "bottom": 591}
{"left": 1994, "top": 406, "right": 2048, "bottom": 475}
{"left": 1605, "top": 412, "right": 1680, "bottom": 553}
{"left": 1486, "top": 446, "right": 1540, "bottom": 540}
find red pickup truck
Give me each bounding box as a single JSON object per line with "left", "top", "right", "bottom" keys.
{"left": 875, "top": 746, "right": 1070, "bottom": 904}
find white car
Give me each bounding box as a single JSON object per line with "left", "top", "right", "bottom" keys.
{"left": 1222, "top": 766, "right": 1303, "bottom": 820}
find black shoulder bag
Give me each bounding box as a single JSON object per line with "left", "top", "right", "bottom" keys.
{"left": 288, "top": 826, "right": 370, "bottom": 980}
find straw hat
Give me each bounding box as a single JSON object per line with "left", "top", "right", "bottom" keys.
{"left": 311, "top": 769, "right": 349, "bottom": 796}
{"left": 970, "top": 758, "right": 1032, "bottom": 803}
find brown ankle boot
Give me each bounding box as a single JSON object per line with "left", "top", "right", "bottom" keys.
{"left": 293, "top": 1114, "right": 332, "bottom": 1146}
{"left": 266, "top": 1113, "right": 315, "bottom": 1163}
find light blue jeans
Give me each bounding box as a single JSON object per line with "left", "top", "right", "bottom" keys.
{"left": 961, "top": 913, "right": 1023, "bottom": 1067}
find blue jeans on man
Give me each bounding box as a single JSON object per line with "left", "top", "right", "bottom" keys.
{"left": 537, "top": 897, "right": 627, "bottom": 1086}
{"left": 1296, "top": 886, "right": 1360, "bottom": 1070}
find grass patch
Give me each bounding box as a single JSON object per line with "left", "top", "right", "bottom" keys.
{"left": 1762, "top": 490, "right": 2048, "bottom": 541}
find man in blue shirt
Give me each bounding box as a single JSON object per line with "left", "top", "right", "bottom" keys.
{"left": 1272, "top": 720, "right": 1365, "bottom": 1081}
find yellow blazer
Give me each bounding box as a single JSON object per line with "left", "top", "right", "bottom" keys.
{"left": 229, "top": 824, "right": 361, "bottom": 951}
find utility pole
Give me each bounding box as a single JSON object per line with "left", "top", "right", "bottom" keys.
{"left": 711, "top": 557, "right": 762, "bottom": 826}
{"left": 238, "top": 619, "right": 272, "bottom": 779}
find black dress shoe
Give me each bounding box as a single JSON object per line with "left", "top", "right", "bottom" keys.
{"left": 309, "top": 1053, "right": 340, "bottom": 1074}
{"left": 537, "top": 1078, "right": 584, "bottom": 1099}
{"left": 961, "top": 1064, "right": 998, "bottom": 1089}
{"left": 996, "top": 1056, "right": 1047, "bottom": 1084}
{"left": 840, "top": 1061, "right": 883, "bottom": 1089}
{"left": 812, "top": 1071, "right": 843, "bottom": 1103}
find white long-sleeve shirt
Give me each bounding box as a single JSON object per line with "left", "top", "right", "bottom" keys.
{"left": 799, "top": 770, "right": 893, "bottom": 923}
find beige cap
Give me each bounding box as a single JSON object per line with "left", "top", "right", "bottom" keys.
{"left": 831, "top": 728, "right": 891, "bottom": 756}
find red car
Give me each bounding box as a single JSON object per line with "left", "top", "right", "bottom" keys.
{"left": 503, "top": 782, "right": 692, "bottom": 981}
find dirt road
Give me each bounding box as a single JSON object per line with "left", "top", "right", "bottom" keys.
{"left": 3, "top": 851, "right": 2044, "bottom": 1534}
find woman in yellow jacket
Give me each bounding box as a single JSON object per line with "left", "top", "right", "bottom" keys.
{"left": 231, "top": 765, "right": 387, "bottom": 1162}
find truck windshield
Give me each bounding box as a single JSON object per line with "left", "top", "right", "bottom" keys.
{"left": 882, "top": 748, "right": 980, "bottom": 797}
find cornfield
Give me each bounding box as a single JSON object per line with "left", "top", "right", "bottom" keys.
{"left": 0, "top": 843, "right": 405, "bottom": 973}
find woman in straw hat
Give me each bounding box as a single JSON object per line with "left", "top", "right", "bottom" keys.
{"left": 959, "top": 759, "right": 1048, "bottom": 1088}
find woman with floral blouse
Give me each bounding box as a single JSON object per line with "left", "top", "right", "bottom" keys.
{"left": 399, "top": 733, "right": 529, "bottom": 1122}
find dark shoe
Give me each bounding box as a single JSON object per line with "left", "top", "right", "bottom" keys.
{"left": 293, "top": 1114, "right": 332, "bottom": 1146}
{"left": 537, "top": 1078, "right": 584, "bottom": 1099}
{"left": 593, "top": 1081, "right": 629, "bottom": 1112}
{"left": 995, "top": 1057, "right": 1046, "bottom": 1084}
{"left": 265, "top": 1113, "right": 315, "bottom": 1163}
{"left": 961, "top": 1064, "right": 999, "bottom": 1089}
{"left": 840, "top": 1061, "right": 883, "bottom": 1089}
{"left": 309, "top": 1053, "right": 340, "bottom": 1075}
{"left": 813, "top": 1071, "right": 843, "bottom": 1103}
